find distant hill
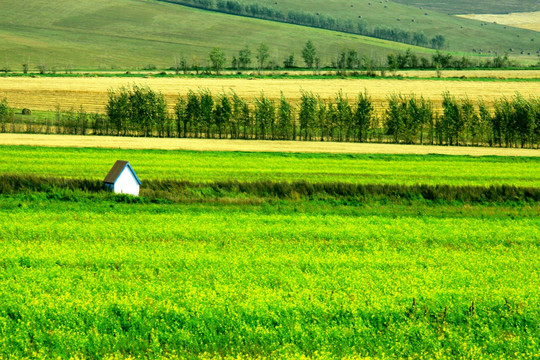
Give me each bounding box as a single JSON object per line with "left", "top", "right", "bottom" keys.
{"left": 160, "top": 0, "right": 540, "bottom": 58}
{"left": 0, "top": 0, "right": 538, "bottom": 70}
{"left": 390, "top": 0, "right": 540, "bottom": 15}
{"left": 0, "top": 0, "right": 439, "bottom": 70}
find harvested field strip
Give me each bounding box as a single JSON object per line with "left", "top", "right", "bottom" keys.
{"left": 1, "top": 77, "right": 539, "bottom": 113}
{"left": 1, "top": 134, "right": 539, "bottom": 158}
{"left": 459, "top": 12, "right": 540, "bottom": 32}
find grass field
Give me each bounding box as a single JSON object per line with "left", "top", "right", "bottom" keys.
{"left": 195, "top": 0, "right": 540, "bottom": 56}
{"left": 459, "top": 12, "right": 540, "bottom": 32}
{"left": 1, "top": 195, "right": 538, "bottom": 359}
{"left": 1, "top": 76, "right": 539, "bottom": 113}
{"left": 0, "top": 0, "right": 435, "bottom": 71}
{"left": 0, "top": 143, "right": 539, "bottom": 358}
{"left": 0, "top": 145, "right": 538, "bottom": 186}
{"left": 2, "top": 1, "right": 540, "bottom": 358}
{"left": 0, "top": 0, "right": 539, "bottom": 71}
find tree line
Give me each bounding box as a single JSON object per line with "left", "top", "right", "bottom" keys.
{"left": 1, "top": 88, "right": 539, "bottom": 148}
{"left": 162, "top": 0, "right": 446, "bottom": 49}
{"left": 6, "top": 43, "right": 521, "bottom": 76}
{"left": 197, "top": 42, "right": 518, "bottom": 76}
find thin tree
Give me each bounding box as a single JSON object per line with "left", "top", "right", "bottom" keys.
{"left": 254, "top": 93, "right": 275, "bottom": 139}
{"left": 186, "top": 90, "right": 201, "bottom": 137}
{"left": 238, "top": 45, "right": 252, "bottom": 69}
{"left": 302, "top": 40, "right": 317, "bottom": 69}
{"left": 209, "top": 48, "right": 226, "bottom": 75}
{"left": 334, "top": 91, "right": 352, "bottom": 141}
{"left": 256, "top": 43, "right": 270, "bottom": 73}
{"left": 213, "top": 92, "right": 232, "bottom": 138}
{"left": 106, "top": 87, "right": 129, "bottom": 135}
{"left": 315, "top": 96, "right": 327, "bottom": 141}
{"left": 353, "top": 90, "right": 373, "bottom": 142}
{"left": 299, "top": 91, "right": 317, "bottom": 140}
{"left": 175, "top": 96, "right": 187, "bottom": 137}
{"left": 442, "top": 92, "right": 462, "bottom": 145}
{"left": 199, "top": 89, "right": 214, "bottom": 138}
{"left": 277, "top": 93, "right": 293, "bottom": 140}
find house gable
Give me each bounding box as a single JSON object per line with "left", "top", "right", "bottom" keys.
{"left": 104, "top": 160, "right": 141, "bottom": 185}
{"left": 103, "top": 160, "right": 141, "bottom": 196}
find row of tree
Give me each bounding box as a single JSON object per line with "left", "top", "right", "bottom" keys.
{"left": 195, "top": 43, "right": 518, "bottom": 75}
{"left": 2, "top": 88, "right": 540, "bottom": 148}
{"left": 165, "top": 0, "right": 447, "bottom": 49}
{"left": 6, "top": 46, "right": 521, "bottom": 76}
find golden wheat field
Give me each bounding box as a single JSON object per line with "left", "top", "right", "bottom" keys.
{"left": 1, "top": 134, "right": 538, "bottom": 157}
{"left": 459, "top": 12, "right": 540, "bottom": 32}
{"left": 0, "top": 77, "right": 539, "bottom": 114}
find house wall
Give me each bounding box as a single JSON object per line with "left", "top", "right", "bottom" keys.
{"left": 113, "top": 168, "right": 140, "bottom": 196}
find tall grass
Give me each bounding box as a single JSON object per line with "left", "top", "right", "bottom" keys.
{"left": 1, "top": 174, "right": 538, "bottom": 204}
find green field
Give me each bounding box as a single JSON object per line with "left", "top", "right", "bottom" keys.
{"left": 1, "top": 146, "right": 539, "bottom": 187}
{"left": 1, "top": 145, "right": 539, "bottom": 359}
{"left": 390, "top": 0, "right": 540, "bottom": 15}
{"left": 0, "top": 0, "right": 432, "bottom": 71}
{"left": 172, "top": 0, "right": 540, "bottom": 56}
{"left": 1, "top": 194, "right": 539, "bottom": 359}
{"left": 0, "top": 0, "right": 539, "bottom": 70}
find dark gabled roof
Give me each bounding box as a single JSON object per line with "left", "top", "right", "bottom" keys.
{"left": 103, "top": 160, "right": 141, "bottom": 185}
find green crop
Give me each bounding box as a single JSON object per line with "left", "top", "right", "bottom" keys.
{"left": 0, "top": 146, "right": 539, "bottom": 187}
{"left": 0, "top": 194, "right": 539, "bottom": 359}
{"left": 1, "top": 145, "right": 539, "bottom": 358}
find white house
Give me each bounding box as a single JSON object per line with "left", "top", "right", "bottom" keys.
{"left": 103, "top": 160, "right": 141, "bottom": 196}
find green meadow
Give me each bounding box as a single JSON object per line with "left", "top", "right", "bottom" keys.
{"left": 0, "top": 0, "right": 538, "bottom": 70}
{"left": 0, "top": 145, "right": 539, "bottom": 359}
{"left": 0, "top": 146, "right": 539, "bottom": 187}
{"left": 0, "top": 0, "right": 429, "bottom": 70}
{"left": 178, "top": 0, "right": 540, "bottom": 55}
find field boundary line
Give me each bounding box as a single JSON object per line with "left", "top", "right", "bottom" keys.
{"left": 1, "top": 134, "right": 539, "bottom": 157}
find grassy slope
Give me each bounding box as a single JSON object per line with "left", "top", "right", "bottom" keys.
{"left": 0, "top": 0, "right": 437, "bottom": 70}
{"left": 390, "top": 0, "right": 540, "bottom": 15}
{"left": 181, "top": 0, "right": 540, "bottom": 58}
{"left": 1, "top": 146, "right": 539, "bottom": 187}
{"left": 1, "top": 0, "right": 539, "bottom": 71}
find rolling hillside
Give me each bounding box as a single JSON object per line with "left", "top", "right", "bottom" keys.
{"left": 0, "top": 0, "right": 538, "bottom": 71}
{"left": 390, "top": 0, "right": 540, "bottom": 15}
{"left": 0, "top": 0, "right": 450, "bottom": 70}
{"left": 162, "top": 0, "right": 540, "bottom": 58}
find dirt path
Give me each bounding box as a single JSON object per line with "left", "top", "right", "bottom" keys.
{"left": 1, "top": 134, "right": 538, "bottom": 157}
